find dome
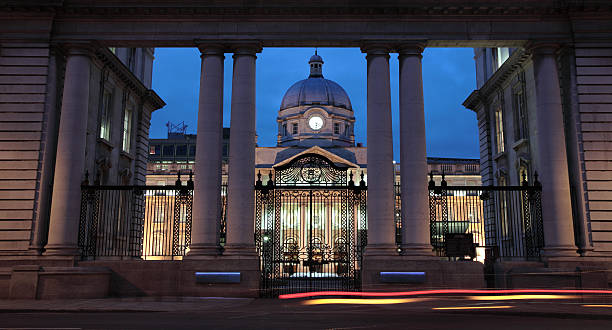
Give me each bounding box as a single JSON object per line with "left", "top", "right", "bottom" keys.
{"left": 280, "top": 78, "right": 353, "bottom": 111}
{"left": 280, "top": 52, "right": 352, "bottom": 111}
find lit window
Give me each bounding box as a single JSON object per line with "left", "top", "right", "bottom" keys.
{"left": 149, "top": 145, "right": 156, "bottom": 155}
{"left": 122, "top": 106, "right": 133, "bottom": 152}
{"left": 99, "top": 91, "right": 112, "bottom": 141}
{"left": 496, "top": 48, "right": 510, "bottom": 69}
{"left": 292, "top": 123, "right": 298, "bottom": 135}
{"left": 109, "top": 47, "right": 116, "bottom": 54}
{"left": 334, "top": 122, "right": 340, "bottom": 135}
{"left": 494, "top": 106, "right": 505, "bottom": 154}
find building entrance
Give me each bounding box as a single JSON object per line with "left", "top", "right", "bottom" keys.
{"left": 255, "top": 154, "right": 367, "bottom": 297}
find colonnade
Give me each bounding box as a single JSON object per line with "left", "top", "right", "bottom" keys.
{"left": 43, "top": 42, "right": 578, "bottom": 259}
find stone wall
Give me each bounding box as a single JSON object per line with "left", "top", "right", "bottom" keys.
{"left": 0, "top": 42, "right": 54, "bottom": 255}
{"left": 574, "top": 43, "right": 612, "bottom": 255}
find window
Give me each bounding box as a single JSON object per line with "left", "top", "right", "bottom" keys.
{"left": 127, "top": 48, "right": 136, "bottom": 71}
{"left": 495, "top": 48, "right": 510, "bottom": 69}
{"left": 99, "top": 91, "right": 112, "bottom": 141}
{"left": 122, "top": 106, "right": 133, "bottom": 152}
{"left": 344, "top": 124, "right": 350, "bottom": 136}
{"left": 189, "top": 145, "right": 196, "bottom": 157}
{"left": 175, "top": 144, "right": 187, "bottom": 157}
{"left": 283, "top": 124, "right": 287, "bottom": 136}
{"left": 494, "top": 106, "right": 505, "bottom": 154}
{"left": 519, "top": 165, "right": 529, "bottom": 184}
{"left": 513, "top": 90, "right": 529, "bottom": 141}
{"left": 150, "top": 145, "right": 160, "bottom": 155}
{"left": 334, "top": 122, "right": 340, "bottom": 135}
{"left": 162, "top": 145, "right": 174, "bottom": 157}
{"left": 498, "top": 175, "right": 510, "bottom": 237}
{"left": 109, "top": 47, "right": 116, "bottom": 54}
{"left": 292, "top": 123, "right": 298, "bottom": 135}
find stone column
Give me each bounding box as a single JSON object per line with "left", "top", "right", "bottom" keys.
{"left": 529, "top": 43, "right": 577, "bottom": 257}
{"left": 187, "top": 45, "right": 225, "bottom": 257}
{"left": 398, "top": 44, "right": 433, "bottom": 256}
{"left": 44, "top": 46, "right": 93, "bottom": 256}
{"left": 224, "top": 45, "right": 260, "bottom": 256}
{"left": 362, "top": 45, "right": 397, "bottom": 255}
{"left": 29, "top": 47, "right": 60, "bottom": 254}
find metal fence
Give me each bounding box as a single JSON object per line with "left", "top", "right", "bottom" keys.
{"left": 79, "top": 174, "right": 196, "bottom": 260}
{"left": 427, "top": 174, "right": 544, "bottom": 261}
{"left": 79, "top": 173, "right": 543, "bottom": 262}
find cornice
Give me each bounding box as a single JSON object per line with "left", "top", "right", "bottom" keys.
{"left": 94, "top": 47, "right": 165, "bottom": 111}
{"left": 3, "top": 1, "right": 612, "bottom": 18}
{"left": 463, "top": 49, "right": 531, "bottom": 111}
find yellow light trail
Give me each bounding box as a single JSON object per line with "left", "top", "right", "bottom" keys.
{"left": 433, "top": 306, "right": 514, "bottom": 310}
{"left": 302, "top": 298, "right": 429, "bottom": 305}
{"left": 468, "top": 295, "right": 578, "bottom": 301}
{"left": 582, "top": 305, "right": 612, "bottom": 308}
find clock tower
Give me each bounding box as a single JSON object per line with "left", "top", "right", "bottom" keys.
{"left": 277, "top": 51, "right": 356, "bottom": 147}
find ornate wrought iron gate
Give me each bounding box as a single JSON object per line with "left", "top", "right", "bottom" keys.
{"left": 255, "top": 154, "right": 367, "bottom": 297}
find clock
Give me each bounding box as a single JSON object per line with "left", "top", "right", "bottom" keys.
{"left": 308, "top": 116, "right": 324, "bottom": 130}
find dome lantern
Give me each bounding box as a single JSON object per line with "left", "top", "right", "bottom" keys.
{"left": 309, "top": 49, "right": 324, "bottom": 77}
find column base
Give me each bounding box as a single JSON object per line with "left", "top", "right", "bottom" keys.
{"left": 43, "top": 244, "right": 80, "bottom": 257}
{"left": 223, "top": 244, "right": 259, "bottom": 258}
{"left": 363, "top": 244, "right": 399, "bottom": 257}
{"left": 184, "top": 244, "right": 221, "bottom": 258}
{"left": 400, "top": 243, "right": 435, "bottom": 258}
{"left": 541, "top": 245, "right": 579, "bottom": 258}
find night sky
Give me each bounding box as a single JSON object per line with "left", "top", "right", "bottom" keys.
{"left": 150, "top": 47, "right": 479, "bottom": 160}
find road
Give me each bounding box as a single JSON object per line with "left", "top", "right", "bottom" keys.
{"left": 0, "top": 296, "right": 611, "bottom": 329}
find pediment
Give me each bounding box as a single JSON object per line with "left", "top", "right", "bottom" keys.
{"left": 272, "top": 146, "right": 358, "bottom": 169}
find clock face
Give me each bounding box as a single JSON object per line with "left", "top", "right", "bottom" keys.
{"left": 308, "top": 116, "right": 324, "bottom": 130}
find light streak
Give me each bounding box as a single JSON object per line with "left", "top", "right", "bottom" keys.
{"left": 433, "top": 305, "right": 514, "bottom": 310}
{"left": 278, "top": 289, "right": 612, "bottom": 299}
{"left": 468, "top": 295, "right": 579, "bottom": 301}
{"left": 302, "top": 298, "right": 429, "bottom": 305}
{"left": 582, "top": 304, "right": 612, "bottom": 308}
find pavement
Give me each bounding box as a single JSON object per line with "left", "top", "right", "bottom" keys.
{"left": 0, "top": 295, "right": 611, "bottom": 329}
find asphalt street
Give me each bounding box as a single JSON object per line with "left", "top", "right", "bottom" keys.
{"left": 0, "top": 295, "right": 611, "bottom": 329}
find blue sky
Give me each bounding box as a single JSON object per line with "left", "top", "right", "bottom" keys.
{"left": 150, "top": 47, "right": 479, "bottom": 160}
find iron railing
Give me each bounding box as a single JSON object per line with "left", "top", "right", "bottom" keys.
{"left": 78, "top": 175, "right": 194, "bottom": 260}
{"left": 79, "top": 173, "right": 543, "bottom": 262}
{"left": 426, "top": 173, "right": 544, "bottom": 261}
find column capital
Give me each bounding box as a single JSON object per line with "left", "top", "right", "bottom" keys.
{"left": 196, "top": 43, "right": 226, "bottom": 57}
{"left": 59, "top": 42, "right": 99, "bottom": 57}
{"left": 230, "top": 42, "right": 263, "bottom": 57}
{"left": 525, "top": 41, "right": 561, "bottom": 56}
{"left": 361, "top": 42, "right": 391, "bottom": 58}
{"left": 397, "top": 42, "right": 426, "bottom": 57}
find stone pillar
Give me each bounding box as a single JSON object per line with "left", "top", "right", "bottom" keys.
{"left": 44, "top": 46, "right": 93, "bottom": 256}
{"left": 529, "top": 43, "right": 577, "bottom": 257}
{"left": 362, "top": 45, "right": 397, "bottom": 255}
{"left": 224, "top": 45, "right": 260, "bottom": 256}
{"left": 398, "top": 44, "right": 433, "bottom": 256}
{"left": 29, "top": 47, "right": 60, "bottom": 254}
{"left": 187, "top": 45, "right": 225, "bottom": 257}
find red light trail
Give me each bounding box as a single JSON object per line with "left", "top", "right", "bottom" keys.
{"left": 278, "top": 289, "right": 612, "bottom": 299}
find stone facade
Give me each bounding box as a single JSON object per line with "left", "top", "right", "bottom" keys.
{"left": 0, "top": 43, "right": 164, "bottom": 257}
{"left": 465, "top": 45, "right": 612, "bottom": 257}
{"left": 1, "top": 0, "right": 612, "bottom": 297}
